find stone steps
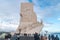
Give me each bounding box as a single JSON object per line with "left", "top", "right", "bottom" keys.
{"left": 11, "top": 36, "right": 34, "bottom": 40}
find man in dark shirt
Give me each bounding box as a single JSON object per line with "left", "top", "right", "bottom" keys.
{"left": 54, "top": 35, "right": 59, "bottom": 40}
{"left": 34, "top": 32, "right": 40, "bottom": 40}
{"left": 48, "top": 35, "right": 51, "bottom": 40}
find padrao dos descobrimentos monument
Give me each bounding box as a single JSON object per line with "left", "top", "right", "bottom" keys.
{"left": 16, "top": 3, "right": 43, "bottom": 34}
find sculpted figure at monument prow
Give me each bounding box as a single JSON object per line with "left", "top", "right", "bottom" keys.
{"left": 16, "top": 3, "right": 43, "bottom": 34}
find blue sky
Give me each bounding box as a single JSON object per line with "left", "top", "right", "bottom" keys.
{"left": 0, "top": 0, "right": 60, "bottom": 32}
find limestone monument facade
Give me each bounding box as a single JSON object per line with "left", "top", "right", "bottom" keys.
{"left": 16, "top": 3, "right": 43, "bottom": 34}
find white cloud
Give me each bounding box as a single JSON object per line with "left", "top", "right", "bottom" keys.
{"left": 0, "top": 22, "right": 18, "bottom": 32}
{"left": 44, "top": 23, "right": 52, "bottom": 27}
{"left": 58, "top": 18, "right": 60, "bottom": 20}
{"left": 0, "top": 0, "right": 20, "bottom": 32}
{"left": 42, "top": 23, "right": 60, "bottom": 32}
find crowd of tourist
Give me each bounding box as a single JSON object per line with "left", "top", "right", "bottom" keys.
{"left": 4, "top": 32, "right": 60, "bottom": 40}
{"left": 48, "top": 34, "right": 59, "bottom": 40}
{"left": 34, "top": 33, "right": 60, "bottom": 40}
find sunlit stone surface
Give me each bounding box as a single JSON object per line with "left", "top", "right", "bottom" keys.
{"left": 16, "top": 3, "right": 43, "bottom": 34}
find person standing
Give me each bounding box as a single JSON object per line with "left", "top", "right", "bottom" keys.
{"left": 40, "top": 35, "right": 43, "bottom": 40}
{"left": 54, "top": 35, "right": 59, "bottom": 40}
{"left": 48, "top": 35, "right": 51, "bottom": 40}
{"left": 34, "top": 32, "right": 40, "bottom": 40}
{"left": 51, "top": 34, "right": 55, "bottom": 40}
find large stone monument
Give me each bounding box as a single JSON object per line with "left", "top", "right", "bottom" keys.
{"left": 16, "top": 3, "right": 43, "bottom": 34}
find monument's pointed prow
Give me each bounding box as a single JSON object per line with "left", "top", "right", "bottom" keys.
{"left": 16, "top": 3, "right": 43, "bottom": 34}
